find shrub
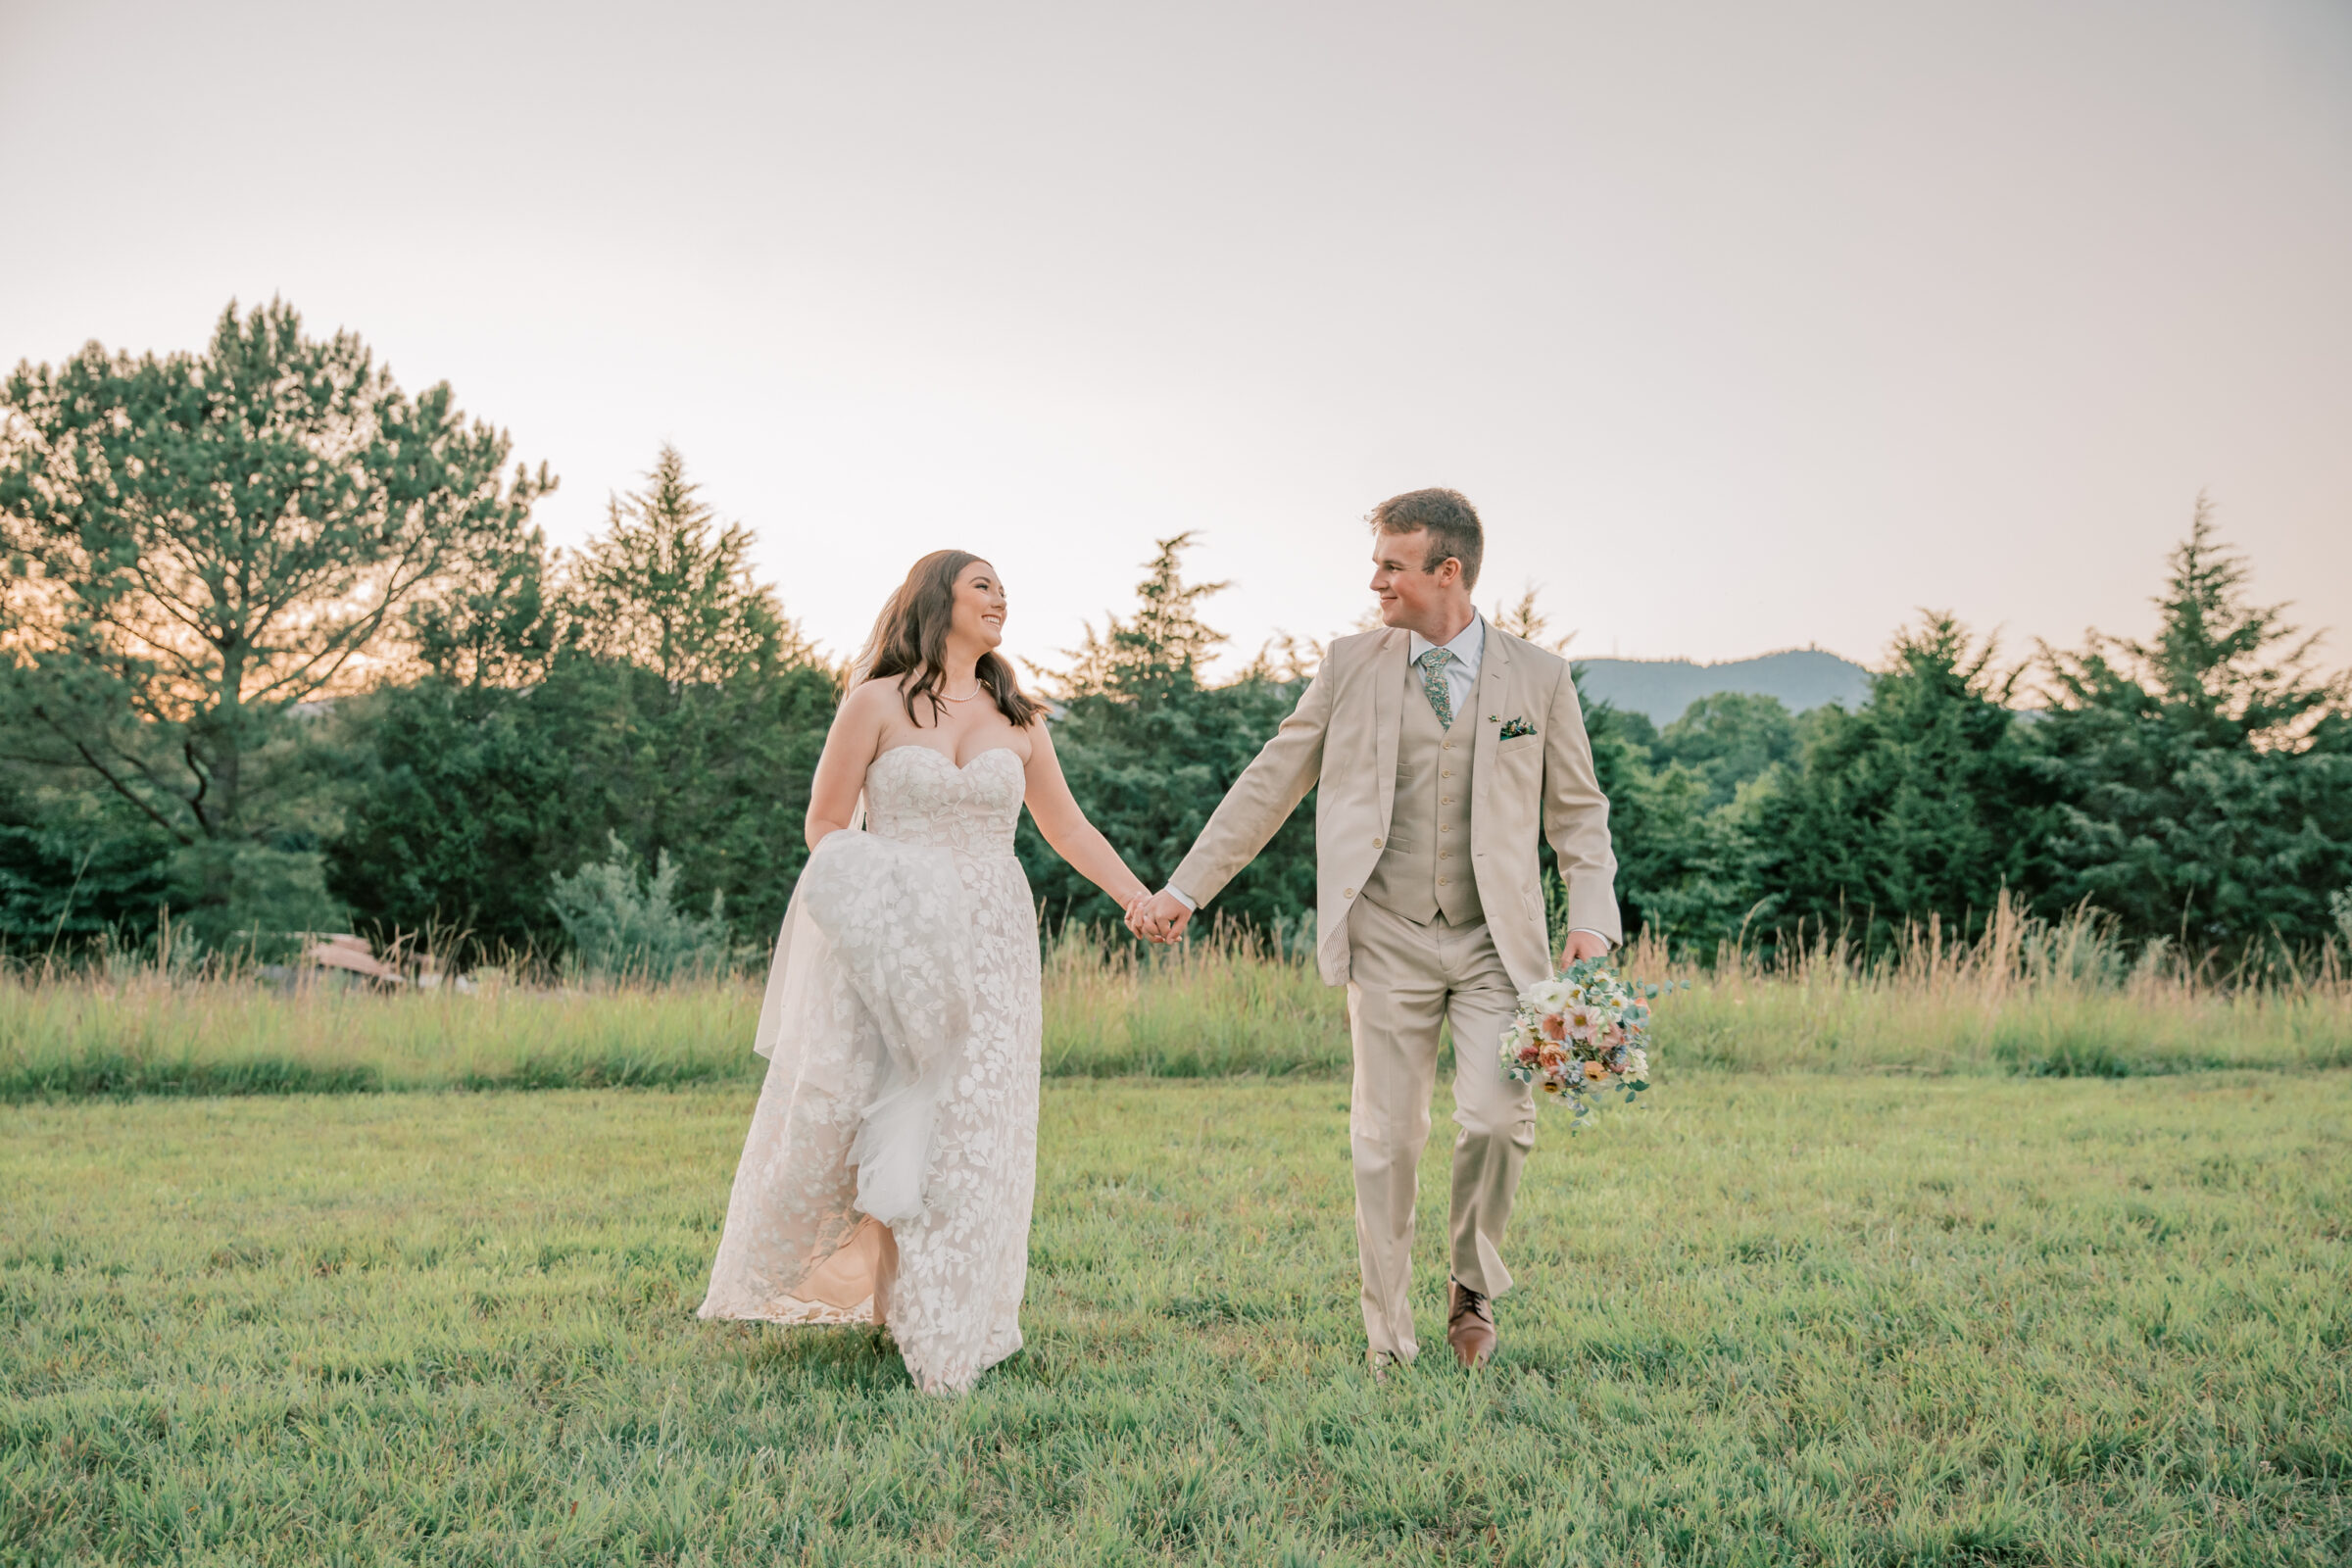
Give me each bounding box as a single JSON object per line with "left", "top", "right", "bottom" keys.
{"left": 547, "top": 834, "right": 731, "bottom": 982}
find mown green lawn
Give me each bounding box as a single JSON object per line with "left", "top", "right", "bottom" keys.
{"left": 3, "top": 1074, "right": 2347, "bottom": 1565}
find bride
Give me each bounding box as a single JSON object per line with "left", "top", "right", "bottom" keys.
{"left": 698, "top": 550, "right": 1167, "bottom": 1394}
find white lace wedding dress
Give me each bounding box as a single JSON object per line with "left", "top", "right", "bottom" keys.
{"left": 698, "top": 746, "right": 1042, "bottom": 1395}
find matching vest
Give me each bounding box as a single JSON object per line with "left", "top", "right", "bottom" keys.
{"left": 1359, "top": 658, "right": 1484, "bottom": 926}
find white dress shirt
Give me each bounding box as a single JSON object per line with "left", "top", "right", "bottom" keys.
{"left": 1164, "top": 612, "right": 1608, "bottom": 949}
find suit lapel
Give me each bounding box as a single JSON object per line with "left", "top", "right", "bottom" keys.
{"left": 1470, "top": 627, "right": 1511, "bottom": 817}
{"left": 1373, "top": 629, "right": 1405, "bottom": 830}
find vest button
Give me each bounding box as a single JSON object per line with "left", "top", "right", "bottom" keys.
{"left": 1440, "top": 877, "right": 1451, "bottom": 885}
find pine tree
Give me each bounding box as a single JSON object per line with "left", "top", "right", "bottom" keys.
{"left": 1743, "top": 615, "right": 2048, "bottom": 953}
{"left": 328, "top": 449, "right": 836, "bottom": 957}
{"left": 565, "top": 445, "right": 808, "bottom": 686}
{"left": 1047, "top": 532, "right": 1229, "bottom": 709}
{"left": 1491, "top": 585, "right": 1573, "bottom": 653}
{"left": 1578, "top": 699, "right": 1757, "bottom": 951}
{"left": 1022, "top": 535, "right": 1314, "bottom": 931}
{"left": 2034, "top": 501, "right": 2352, "bottom": 953}
{"left": 0, "top": 299, "right": 550, "bottom": 946}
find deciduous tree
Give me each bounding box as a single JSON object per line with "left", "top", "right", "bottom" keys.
{"left": 0, "top": 299, "right": 550, "bottom": 943}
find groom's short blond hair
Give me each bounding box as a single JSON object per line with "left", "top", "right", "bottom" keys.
{"left": 1367, "top": 488, "right": 1483, "bottom": 590}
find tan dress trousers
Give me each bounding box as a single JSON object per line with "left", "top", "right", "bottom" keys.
{"left": 1345, "top": 895, "right": 1535, "bottom": 1363}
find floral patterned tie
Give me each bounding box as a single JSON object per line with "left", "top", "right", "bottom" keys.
{"left": 1415, "top": 647, "right": 1455, "bottom": 729}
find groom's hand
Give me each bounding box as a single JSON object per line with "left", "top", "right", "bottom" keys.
{"left": 1559, "top": 929, "right": 1611, "bottom": 965}
{"left": 1122, "top": 893, "right": 1179, "bottom": 944}
{"left": 1134, "top": 890, "right": 1193, "bottom": 945}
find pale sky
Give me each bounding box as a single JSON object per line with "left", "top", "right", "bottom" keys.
{"left": 4, "top": 0, "right": 2347, "bottom": 679}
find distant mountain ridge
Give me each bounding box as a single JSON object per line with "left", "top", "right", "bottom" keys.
{"left": 1573, "top": 648, "right": 1873, "bottom": 724}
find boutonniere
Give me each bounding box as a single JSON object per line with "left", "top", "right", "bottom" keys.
{"left": 1498, "top": 716, "right": 1537, "bottom": 740}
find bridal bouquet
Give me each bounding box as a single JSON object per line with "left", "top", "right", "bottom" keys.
{"left": 1499, "top": 957, "right": 1664, "bottom": 1130}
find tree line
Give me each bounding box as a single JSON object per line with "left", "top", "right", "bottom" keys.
{"left": 4, "top": 302, "right": 2348, "bottom": 971}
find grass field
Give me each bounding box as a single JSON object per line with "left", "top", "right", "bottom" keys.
{"left": 6, "top": 918, "right": 2348, "bottom": 1101}
{"left": 5, "top": 1073, "right": 2347, "bottom": 1565}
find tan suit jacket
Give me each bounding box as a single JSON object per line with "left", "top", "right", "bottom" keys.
{"left": 1170, "top": 624, "right": 1621, "bottom": 992}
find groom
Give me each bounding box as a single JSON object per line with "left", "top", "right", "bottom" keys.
{"left": 1132, "top": 488, "right": 1620, "bottom": 1372}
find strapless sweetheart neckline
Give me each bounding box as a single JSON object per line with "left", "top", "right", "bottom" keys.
{"left": 871, "top": 745, "right": 1025, "bottom": 772}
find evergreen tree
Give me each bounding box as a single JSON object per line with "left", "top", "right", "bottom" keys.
{"left": 1023, "top": 535, "right": 1316, "bottom": 931}
{"left": 1743, "top": 615, "right": 2048, "bottom": 952}
{"left": 324, "top": 672, "right": 580, "bottom": 956}
{"left": 324, "top": 511, "right": 571, "bottom": 955}
{"left": 328, "top": 449, "right": 835, "bottom": 956}
{"left": 1574, "top": 685, "right": 1755, "bottom": 951}
{"left": 565, "top": 446, "right": 807, "bottom": 686}
{"left": 552, "top": 445, "right": 828, "bottom": 938}
{"left": 2033, "top": 503, "right": 2352, "bottom": 953}
{"left": 403, "top": 514, "right": 557, "bottom": 691}
{"left": 1490, "top": 584, "right": 1572, "bottom": 654}
{"left": 1051, "top": 530, "right": 1231, "bottom": 706}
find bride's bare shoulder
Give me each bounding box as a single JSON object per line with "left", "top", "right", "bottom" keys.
{"left": 839, "top": 676, "right": 912, "bottom": 720}
{"left": 829, "top": 680, "right": 916, "bottom": 758}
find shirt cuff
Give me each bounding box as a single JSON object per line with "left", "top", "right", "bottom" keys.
{"left": 1567, "top": 927, "right": 1612, "bottom": 946}
{"left": 1165, "top": 884, "right": 1197, "bottom": 911}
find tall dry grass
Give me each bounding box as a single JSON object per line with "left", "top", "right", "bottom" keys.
{"left": 1623, "top": 893, "right": 2352, "bottom": 1075}
{"left": 1042, "top": 925, "right": 1348, "bottom": 1077}
{"left": 2, "top": 898, "right": 2344, "bottom": 1100}
{"left": 0, "top": 926, "right": 1348, "bottom": 1100}
{"left": 0, "top": 971, "right": 764, "bottom": 1099}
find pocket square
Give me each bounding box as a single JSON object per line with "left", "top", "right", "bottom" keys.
{"left": 1498, "top": 716, "right": 1537, "bottom": 740}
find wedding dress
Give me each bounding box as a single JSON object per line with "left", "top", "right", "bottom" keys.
{"left": 698, "top": 745, "right": 1041, "bottom": 1395}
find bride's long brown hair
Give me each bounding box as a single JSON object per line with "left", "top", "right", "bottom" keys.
{"left": 855, "top": 550, "right": 1046, "bottom": 728}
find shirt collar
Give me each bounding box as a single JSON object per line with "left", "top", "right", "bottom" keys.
{"left": 1408, "top": 612, "right": 1486, "bottom": 671}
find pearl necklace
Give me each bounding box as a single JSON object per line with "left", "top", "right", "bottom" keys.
{"left": 940, "top": 682, "right": 984, "bottom": 703}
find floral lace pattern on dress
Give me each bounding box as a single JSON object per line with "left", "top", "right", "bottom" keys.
{"left": 698, "top": 746, "right": 1041, "bottom": 1395}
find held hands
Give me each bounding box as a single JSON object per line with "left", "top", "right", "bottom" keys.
{"left": 1123, "top": 889, "right": 1194, "bottom": 945}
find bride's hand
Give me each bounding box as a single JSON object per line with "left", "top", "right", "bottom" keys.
{"left": 1123, "top": 891, "right": 1171, "bottom": 944}
{"left": 1128, "top": 890, "right": 1191, "bottom": 945}
{"left": 1122, "top": 894, "right": 1156, "bottom": 942}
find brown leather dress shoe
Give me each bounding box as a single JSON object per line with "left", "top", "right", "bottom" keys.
{"left": 1446, "top": 1279, "right": 1496, "bottom": 1368}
